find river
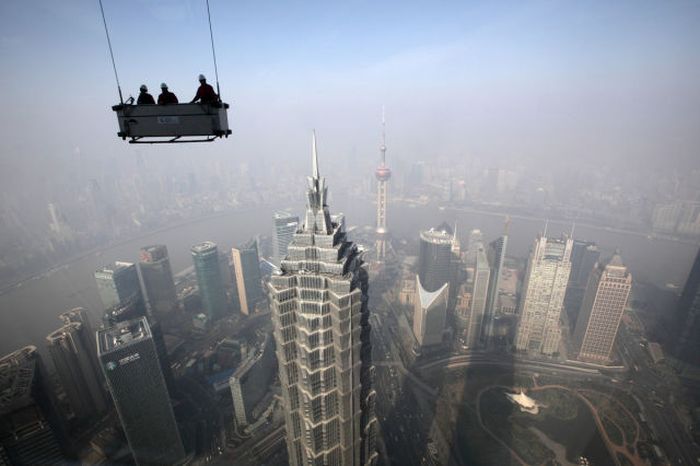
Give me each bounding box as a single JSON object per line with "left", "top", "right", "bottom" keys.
{"left": 0, "top": 193, "right": 697, "bottom": 357}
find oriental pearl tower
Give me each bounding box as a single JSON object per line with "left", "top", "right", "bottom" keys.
{"left": 375, "top": 108, "right": 391, "bottom": 261}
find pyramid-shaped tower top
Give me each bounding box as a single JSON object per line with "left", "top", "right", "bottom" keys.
{"left": 305, "top": 131, "right": 332, "bottom": 235}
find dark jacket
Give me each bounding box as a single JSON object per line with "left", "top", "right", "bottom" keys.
{"left": 191, "top": 83, "right": 218, "bottom": 104}
{"left": 158, "top": 90, "right": 179, "bottom": 105}
{"left": 137, "top": 92, "right": 155, "bottom": 105}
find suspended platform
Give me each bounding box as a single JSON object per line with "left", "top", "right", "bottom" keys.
{"left": 112, "top": 102, "right": 232, "bottom": 143}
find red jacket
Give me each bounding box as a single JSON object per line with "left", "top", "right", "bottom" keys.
{"left": 192, "top": 83, "right": 218, "bottom": 104}
{"left": 158, "top": 90, "right": 179, "bottom": 105}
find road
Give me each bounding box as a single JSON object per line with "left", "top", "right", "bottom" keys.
{"left": 617, "top": 325, "right": 700, "bottom": 465}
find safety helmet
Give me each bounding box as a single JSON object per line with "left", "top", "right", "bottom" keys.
{"left": 140, "top": 84, "right": 147, "bottom": 91}
{"left": 160, "top": 82, "right": 168, "bottom": 89}
{"left": 198, "top": 74, "right": 206, "bottom": 81}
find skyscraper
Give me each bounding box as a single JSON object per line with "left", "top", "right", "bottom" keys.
{"left": 192, "top": 241, "right": 228, "bottom": 322}
{"left": 572, "top": 254, "right": 632, "bottom": 363}
{"left": 59, "top": 307, "right": 103, "bottom": 386}
{"left": 418, "top": 226, "right": 456, "bottom": 293}
{"left": 47, "top": 321, "right": 108, "bottom": 420}
{"left": 232, "top": 239, "right": 264, "bottom": 315}
{"left": 97, "top": 317, "right": 185, "bottom": 466}
{"left": 94, "top": 261, "right": 146, "bottom": 315}
{"left": 465, "top": 245, "right": 490, "bottom": 348}
{"left": 673, "top": 247, "right": 700, "bottom": 368}
{"left": 564, "top": 240, "right": 600, "bottom": 327}
{"left": 484, "top": 231, "right": 508, "bottom": 342}
{"left": 0, "top": 346, "right": 69, "bottom": 465}
{"left": 229, "top": 333, "right": 276, "bottom": 429}
{"left": 413, "top": 275, "right": 450, "bottom": 348}
{"left": 515, "top": 234, "right": 573, "bottom": 356}
{"left": 268, "top": 133, "right": 377, "bottom": 466}
{"left": 273, "top": 212, "right": 300, "bottom": 267}
{"left": 139, "top": 245, "right": 178, "bottom": 318}
{"left": 375, "top": 108, "right": 391, "bottom": 262}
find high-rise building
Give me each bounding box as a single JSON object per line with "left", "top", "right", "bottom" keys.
{"left": 0, "top": 346, "right": 69, "bottom": 465}
{"left": 94, "top": 261, "right": 146, "bottom": 315}
{"left": 564, "top": 240, "right": 600, "bottom": 327}
{"left": 47, "top": 321, "right": 108, "bottom": 420}
{"left": 97, "top": 317, "right": 185, "bottom": 466}
{"left": 484, "top": 231, "right": 508, "bottom": 342}
{"left": 572, "top": 254, "right": 632, "bottom": 363}
{"left": 273, "top": 212, "right": 300, "bottom": 267}
{"left": 192, "top": 241, "right": 228, "bottom": 322}
{"left": 418, "top": 226, "right": 456, "bottom": 293}
{"left": 673, "top": 247, "right": 700, "bottom": 368}
{"left": 515, "top": 234, "right": 573, "bottom": 356}
{"left": 139, "top": 245, "right": 178, "bottom": 318}
{"left": 59, "top": 307, "right": 103, "bottom": 385}
{"left": 268, "top": 133, "right": 377, "bottom": 466}
{"left": 413, "top": 275, "right": 450, "bottom": 348}
{"left": 375, "top": 108, "right": 391, "bottom": 262}
{"left": 232, "top": 239, "right": 264, "bottom": 315}
{"left": 229, "top": 333, "right": 276, "bottom": 429}
{"left": 465, "top": 245, "right": 490, "bottom": 348}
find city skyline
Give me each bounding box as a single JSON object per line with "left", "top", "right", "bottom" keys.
{"left": 1, "top": 0, "right": 699, "bottom": 463}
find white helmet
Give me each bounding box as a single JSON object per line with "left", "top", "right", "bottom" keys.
{"left": 140, "top": 84, "right": 148, "bottom": 91}
{"left": 160, "top": 82, "right": 168, "bottom": 89}
{"left": 198, "top": 74, "right": 206, "bottom": 81}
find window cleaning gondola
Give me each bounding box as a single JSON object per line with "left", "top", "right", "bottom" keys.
{"left": 99, "top": 0, "right": 232, "bottom": 144}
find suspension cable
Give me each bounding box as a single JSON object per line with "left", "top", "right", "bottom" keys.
{"left": 98, "top": 0, "right": 124, "bottom": 104}
{"left": 205, "top": 0, "right": 222, "bottom": 100}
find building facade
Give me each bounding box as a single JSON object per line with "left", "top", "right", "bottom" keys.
{"left": 191, "top": 241, "right": 228, "bottom": 322}
{"left": 418, "top": 227, "right": 456, "bottom": 293}
{"left": 464, "top": 246, "right": 490, "bottom": 349}
{"left": 229, "top": 333, "right": 276, "bottom": 429}
{"left": 94, "top": 261, "right": 145, "bottom": 314}
{"left": 46, "top": 321, "right": 108, "bottom": 420}
{"left": 268, "top": 133, "right": 377, "bottom": 466}
{"left": 97, "top": 317, "right": 185, "bottom": 466}
{"left": 0, "top": 346, "right": 69, "bottom": 465}
{"left": 232, "top": 239, "right": 264, "bottom": 315}
{"left": 564, "top": 240, "right": 600, "bottom": 328}
{"left": 515, "top": 234, "right": 573, "bottom": 356}
{"left": 413, "top": 276, "right": 450, "bottom": 348}
{"left": 273, "top": 212, "right": 300, "bottom": 267}
{"left": 673, "top": 247, "right": 700, "bottom": 368}
{"left": 139, "top": 245, "right": 178, "bottom": 318}
{"left": 572, "top": 254, "right": 632, "bottom": 363}
{"left": 484, "top": 234, "right": 508, "bottom": 342}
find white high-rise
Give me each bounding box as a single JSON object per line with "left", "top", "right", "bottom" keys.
{"left": 268, "top": 133, "right": 378, "bottom": 466}
{"left": 273, "top": 212, "right": 300, "bottom": 267}
{"left": 515, "top": 234, "right": 573, "bottom": 356}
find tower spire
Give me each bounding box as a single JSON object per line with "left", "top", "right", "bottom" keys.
{"left": 312, "top": 130, "right": 319, "bottom": 179}
{"left": 380, "top": 105, "right": 387, "bottom": 166}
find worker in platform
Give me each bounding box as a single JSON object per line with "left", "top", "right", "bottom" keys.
{"left": 158, "top": 83, "right": 179, "bottom": 105}
{"left": 190, "top": 74, "right": 219, "bottom": 104}
{"left": 136, "top": 84, "right": 156, "bottom": 105}
{"left": 137, "top": 84, "right": 155, "bottom": 105}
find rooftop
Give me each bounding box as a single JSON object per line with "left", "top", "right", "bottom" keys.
{"left": 0, "top": 346, "right": 39, "bottom": 414}
{"left": 98, "top": 317, "right": 151, "bottom": 354}
{"left": 191, "top": 241, "right": 217, "bottom": 254}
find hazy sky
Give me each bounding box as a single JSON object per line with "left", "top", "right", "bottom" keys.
{"left": 1, "top": 0, "right": 699, "bottom": 174}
